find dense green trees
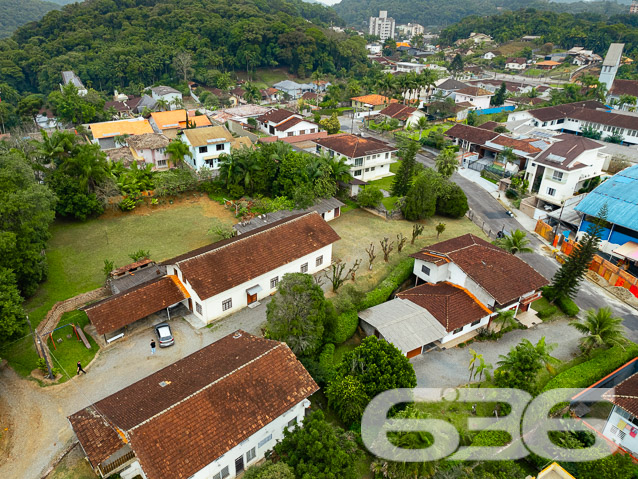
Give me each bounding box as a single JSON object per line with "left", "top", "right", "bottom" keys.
{"left": 0, "top": 268, "right": 26, "bottom": 345}
{"left": 242, "top": 461, "right": 294, "bottom": 479}
{"left": 402, "top": 169, "right": 444, "bottom": 221}
{"left": 0, "top": 152, "right": 56, "bottom": 297}
{"left": 273, "top": 411, "right": 361, "bottom": 479}
{"left": 391, "top": 140, "right": 419, "bottom": 197}
{"left": 0, "top": 0, "right": 59, "bottom": 38}
{"left": 265, "top": 273, "right": 335, "bottom": 357}
{"left": 1, "top": 0, "right": 366, "bottom": 95}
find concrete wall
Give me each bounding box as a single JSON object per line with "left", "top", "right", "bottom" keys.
{"left": 227, "top": 120, "right": 259, "bottom": 142}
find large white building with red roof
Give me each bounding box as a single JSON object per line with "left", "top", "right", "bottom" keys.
{"left": 255, "top": 108, "right": 319, "bottom": 139}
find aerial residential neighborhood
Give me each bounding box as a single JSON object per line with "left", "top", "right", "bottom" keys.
{"left": 3, "top": 1, "right": 638, "bottom": 479}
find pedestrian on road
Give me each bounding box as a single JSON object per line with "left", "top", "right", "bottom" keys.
{"left": 76, "top": 361, "right": 87, "bottom": 375}
{"left": 150, "top": 339, "right": 156, "bottom": 355}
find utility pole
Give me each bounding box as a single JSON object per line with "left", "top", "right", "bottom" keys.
{"left": 26, "top": 315, "right": 53, "bottom": 379}
{"left": 553, "top": 200, "right": 566, "bottom": 237}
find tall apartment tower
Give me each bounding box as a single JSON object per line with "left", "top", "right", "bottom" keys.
{"left": 369, "top": 10, "right": 396, "bottom": 41}
{"left": 631, "top": 1, "right": 638, "bottom": 13}
{"left": 599, "top": 43, "right": 624, "bottom": 92}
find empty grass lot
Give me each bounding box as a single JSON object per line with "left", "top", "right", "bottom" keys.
{"left": 25, "top": 196, "right": 236, "bottom": 328}
{"left": 328, "top": 208, "right": 487, "bottom": 297}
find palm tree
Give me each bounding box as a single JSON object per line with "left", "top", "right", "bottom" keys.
{"left": 468, "top": 349, "right": 492, "bottom": 386}
{"left": 377, "top": 73, "right": 396, "bottom": 99}
{"left": 416, "top": 115, "right": 428, "bottom": 139}
{"left": 496, "top": 229, "right": 534, "bottom": 255}
{"left": 165, "top": 139, "right": 192, "bottom": 168}
{"left": 243, "top": 82, "right": 261, "bottom": 104}
{"left": 37, "top": 130, "right": 78, "bottom": 166}
{"left": 493, "top": 308, "right": 517, "bottom": 332}
{"left": 531, "top": 336, "right": 559, "bottom": 375}
{"left": 570, "top": 307, "right": 627, "bottom": 355}
{"left": 325, "top": 156, "right": 351, "bottom": 184}
{"left": 218, "top": 153, "right": 238, "bottom": 187}
{"left": 155, "top": 99, "right": 170, "bottom": 111}
{"left": 60, "top": 143, "right": 109, "bottom": 193}
{"left": 435, "top": 147, "right": 458, "bottom": 179}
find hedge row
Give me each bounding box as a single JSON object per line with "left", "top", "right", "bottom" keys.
{"left": 536, "top": 305, "right": 558, "bottom": 319}
{"left": 333, "top": 310, "right": 359, "bottom": 344}
{"left": 360, "top": 258, "right": 415, "bottom": 310}
{"left": 543, "top": 343, "right": 638, "bottom": 392}
{"left": 555, "top": 295, "right": 580, "bottom": 317}
{"left": 318, "top": 343, "right": 336, "bottom": 383}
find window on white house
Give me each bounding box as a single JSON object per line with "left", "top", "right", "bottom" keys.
{"left": 258, "top": 434, "right": 272, "bottom": 448}
{"left": 199, "top": 146, "right": 208, "bottom": 153}
{"left": 287, "top": 132, "right": 294, "bottom": 137}
{"left": 157, "top": 159, "right": 167, "bottom": 167}
{"left": 365, "top": 168, "right": 370, "bottom": 172}
{"left": 195, "top": 302, "right": 202, "bottom": 315}
{"left": 270, "top": 276, "right": 278, "bottom": 288}
{"left": 421, "top": 265, "right": 430, "bottom": 275}
{"left": 354, "top": 170, "right": 362, "bottom": 176}
{"left": 299, "top": 130, "right": 305, "bottom": 135}
{"left": 213, "top": 466, "right": 230, "bottom": 479}
{"left": 287, "top": 418, "right": 298, "bottom": 429}
{"left": 222, "top": 298, "right": 232, "bottom": 311}
{"left": 309, "top": 128, "right": 316, "bottom": 133}
{"left": 246, "top": 447, "right": 256, "bottom": 462}
{"left": 470, "top": 319, "right": 481, "bottom": 327}
{"left": 316, "top": 255, "right": 323, "bottom": 267}
{"left": 301, "top": 263, "right": 308, "bottom": 273}
{"left": 216, "top": 143, "right": 224, "bottom": 151}
{"left": 552, "top": 171, "right": 563, "bottom": 181}
{"left": 546, "top": 187, "right": 556, "bottom": 196}
{"left": 453, "top": 326, "right": 464, "bottom": 334}
{"left": 354, "top": 158, "right": 363, "bottom": 167}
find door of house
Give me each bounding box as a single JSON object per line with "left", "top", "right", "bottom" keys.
{"left": 235, "top": 455, "right": 244, "bottom": 473}
{"left": 247, "top": 292, "right": 257, "bottom": 305}
{"left": 334, "top": 207, "right": 340, "bottom": 218}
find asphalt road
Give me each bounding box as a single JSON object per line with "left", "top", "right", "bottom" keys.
{"left": 360, "top": 129, "right": 638, "bottom": 341}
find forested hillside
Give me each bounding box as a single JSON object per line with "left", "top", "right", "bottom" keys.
{"left": 440, "top": 9, "right": 638, "bottom": 55}
{"left": 0, "top": 0, "right": 59, "bottom": 38}
{"left": 333, "top": 0, "right": 627, "bottom": 29}
{"left": 0, "top": 0, "right": 364, "bottom": 95}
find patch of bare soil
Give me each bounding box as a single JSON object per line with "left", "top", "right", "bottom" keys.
{"left": 100, "top": 193, "right": 233, "bottom": 220}
{"left": 0, "top": 386, "right": 12, "bottom": 468}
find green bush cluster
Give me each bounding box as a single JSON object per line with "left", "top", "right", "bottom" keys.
{"left": 333, "top": 310, "right": 359, "bottom": 344}
{"left": 536, "top": 305, "right": 558, "bottom": 319}
{"left": 471, "top": 430, "right": 512, "bottom": 447}
{"left": 543, "top": 343, "right": 638, "bottom": 391}
{"left": 360, "top": 258, "right": 415, "bottom": 310}
{"left": 318, "top": 343, "right": 336, "bottom": 383}
{"left": 556, "top": 295, "right": 580, "bottom": 317}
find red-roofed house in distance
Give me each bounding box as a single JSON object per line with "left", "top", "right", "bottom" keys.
{"left": 351, "top": 94, "right": 397, "bottom": 118}
{"left": 313, "top": 133, "right": 397, "bottom": 182}
{"left": 68, "top": 331, "right": 318, "bottom": 479}
{"left": 359, "top": 234, "right": 548, "bottom": 357}
{"left": 454, "top": 86, "right": 494, "bottom": 109}
{"left": 378, "top": 102, "right": 427, "bottom": 127}
{"left": 256, "top": 108, "right": 319, "bottom": 139}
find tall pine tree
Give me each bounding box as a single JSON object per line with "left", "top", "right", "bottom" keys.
{"left": 550, "top": 204, "right": 608, "bottom": 301}
{"left": 391, "top": 140, "right": 419, "bottom": 197}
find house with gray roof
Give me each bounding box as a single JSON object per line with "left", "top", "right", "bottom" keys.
{"left": 150, "top": 86, "right": 182, "bottom": 110}
{"left": 272, "top": 80, "right": 315, "bottom": 99}
{"left": 61, "top": 71, "right": 87, "bottom": 96}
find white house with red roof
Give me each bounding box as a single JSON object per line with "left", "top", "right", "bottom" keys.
{"left": 454, "top": 86, "right": 493, "bottom": 109}
{"left": 255, "top": 108, "right": 319, "bottom": 139}
{"left": 313, "top": 133, "right": 397, "bottom": 182}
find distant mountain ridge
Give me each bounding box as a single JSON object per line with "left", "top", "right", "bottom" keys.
{"left": 333, "top": 0, "right": 628, "bottom": 29}
{"left": 0, "top": 0, "right": 60, "bottom": 38}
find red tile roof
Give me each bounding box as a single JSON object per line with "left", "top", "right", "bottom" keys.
{"left": 68, "top": 332, "right": 318, "bottom": 478}
{"left": 84, "top": 276, "right": 189, "bottom": 335}
{"left": 163, "top": 213, "right": 340, "bottom": 300}
{"left": 379, "top": 103, "right": 419, "bottom": 121}
{"left": 603, "top": 372, "right": 638, "bottom": 418}
{"left": 610, "top": 79, "right": 638, "bottom": 97}
{"left": 313, "top": 134, "right": 396, "bottom": 158}
{"left": 256, "top": 108, "right": 296, "bottom": 124}
{"left": 455, "top": 86, "right": 493, "bottom": 97}
{"left": 274, "top": 116, "right": 317, "bottom": 132}
{"left": 258, "top": 131, "right": 328, "bottom": 145}
{"left": 351, "top": 94, "right": 394, "bottom": 106}
{"left": 490, "top": 135, "right": 543, "bottom": 155}
{"left": 301, "top": 91, "right": 319, "bottom": 100}
{"left": 411, "top": 234, "right": 548, "bottom": 305}
{"left": 446, "top": 123, "right": 499, "bottom": 145}
{"left": 397, "top": 282, "right": 491, "bottom": 332}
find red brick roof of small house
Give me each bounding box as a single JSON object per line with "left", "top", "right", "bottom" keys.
{"left": 379, "top": 103, "right": 419, "bottom": 121}
{"left": 490, "top": 135, "right": 544, "bottom": 155}
{"left": 506, "top": 57, "right": 527, "bottom": 65}
{"left": 411, "top": 234, "right": 549, "bottom": 305}
{"left": 162, "top": 212, "right": 340, "bottom": 301}
{"left": 446, "top": 123, "right": 499, "bottom": 145}
{"left": 109, "top": 258, "right": 154, "bottom": 277}
{"left": 525, "top": 100, "right": 604, "bottom": 122}
{"left": 274, "top": 116, "right": 317, "bottom": 132}
{"left": 258, "top": 131, "right": 328, "bottom": 145}
{"left": 533, "top": 134, "right": 603, "bottom": 170}
{"left": 68, "top": 332, "right": 318, "bottom": 479}
{"left": 478, "top": 121, "right": 500, "bottom": 131}
{"left": 313, "top": 134, "right": 396, "bottom": 158}
{"left": 455, "top": 86, "right": 493, "bottom": 97}
{"left": 84, "top": 275, "right": 189, "bottom": 335}
{"left": 603, "top": 372, "right": 638, "bottom": 418}
{"left": 351, "top": 94, "right": 395, "bottom": 106}
{"left": 256, "top": 108, "right": 296, "bottom": 124}
{"left": 610, "top": 79, "right": 638, "bottom": 97}
{"left": 397, "top": 282, "right": 492, "bottom": 332}
{"left": 301, "top": 91, "right": 319, "bottom": 100}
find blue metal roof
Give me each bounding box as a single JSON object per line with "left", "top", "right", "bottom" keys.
{"left": 575, "top": 164, "right": 638, "bottom": 232}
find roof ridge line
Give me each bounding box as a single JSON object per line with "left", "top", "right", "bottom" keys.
{"left": 175, "top": 212, "right": 315, "bottom": 265}
{"left": 129, "top": 341, "right": 283, "bottom": 433}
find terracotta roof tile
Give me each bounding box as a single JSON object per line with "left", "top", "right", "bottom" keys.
{"left": 610, "top": 79, "right": 638, "bottom": 97}
{"left": 446, "top": 123, "right": 499, "bottom": 145}
{"left": 411, "top": 234, "right": 549, "bottom": 305}
{"left": 603, "top": 372, "right": 638, "bottom": 418}
{"left": 455, "top": 86, "right": 493, "bottom": 97}
{"left": 68, "top": 407, "right": 126, "bottom": 468}
{"left": 68, "top": 332, "right": 318, "bottom": 479}
{"left": 89, "top": 119, "right": 154, "bottom": 139}
{"left": 274, "top": 116, "right": 315, "bottom": 132}
{"left": 84, "top": 276, "right": 188, "bottom": 335}
{"left": 256, "top": 108, "right": 296, "bottom": 124}
{"left": 351, "top": 94, "right": 392, "bottom": 106}
{"left": 490, "top": 135, "right": 543, "bottom": 154}
{"left": 379, "top": 103, "right": 418, "bottom": 120}
{"left": 150, "top": 110, "right": 211, "bottom": 130}
{"left": 163, "top": 212, "right": 340, "bottom": 300}
{"left": 313, "top": 134, "right": 396, "bottom": 158}
{"left": 398, "top": 282, "right": 491, "bottom": 331}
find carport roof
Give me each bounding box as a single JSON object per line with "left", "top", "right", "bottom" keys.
{"left": 359, "top": 298, "right": 447, "bottom": 354}
{"left": 84, "top": 275, "right": 189, "bottom": 335}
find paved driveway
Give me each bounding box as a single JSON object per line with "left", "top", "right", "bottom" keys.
{"left": 411, "top": 319, "right": 581, "bottom": 389}
{"left": 0, "top": 300, "right": 269, "bottom": 478}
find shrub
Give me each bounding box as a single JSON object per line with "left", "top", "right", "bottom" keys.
{"left": 118, "top": 196, "right": 139, "bottom": 211}
{"left": 536, "top": 305, "right": 558, "bottom": 319}
{"left": 360, "top": 258, "right": 414, "bottom": 310}
{"left": 505, "top": 188, "right": 519, "bottom": 199}
{"left": 543, "top": 342, "right": 638, "bottom": 391}
{"left": 333, "top": 310, "right": 359, "bottom": 344}
{"left": 471, "top": 430, "right": 512, "bottom": 447}
{"left": 227, "top": 184, "right": 245, "bottom": 199}
{"left": 357, "top": 185, "right": 384, "bottom": 208}
{"left": 436, "top": 182, "right": 468, "bottom": 218}
{"left": 556, "top": 295, "right": 580, "bottom": 316}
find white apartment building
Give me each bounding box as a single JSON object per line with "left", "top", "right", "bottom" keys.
{"left": 369, "top": 10, "right": 395, "bottom": 40}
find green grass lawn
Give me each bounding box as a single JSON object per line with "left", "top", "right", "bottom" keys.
{"left": 47, "top": 311, "right": 99, "bottom": 383}
{"left": 381, "top": 196, "right": 399, "bottom": 211}
{"left": 368, "top": 160, "right": 401, "bottom": 192}
{"left": 24, "top": 196, "right": 235, "bottom": 328}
